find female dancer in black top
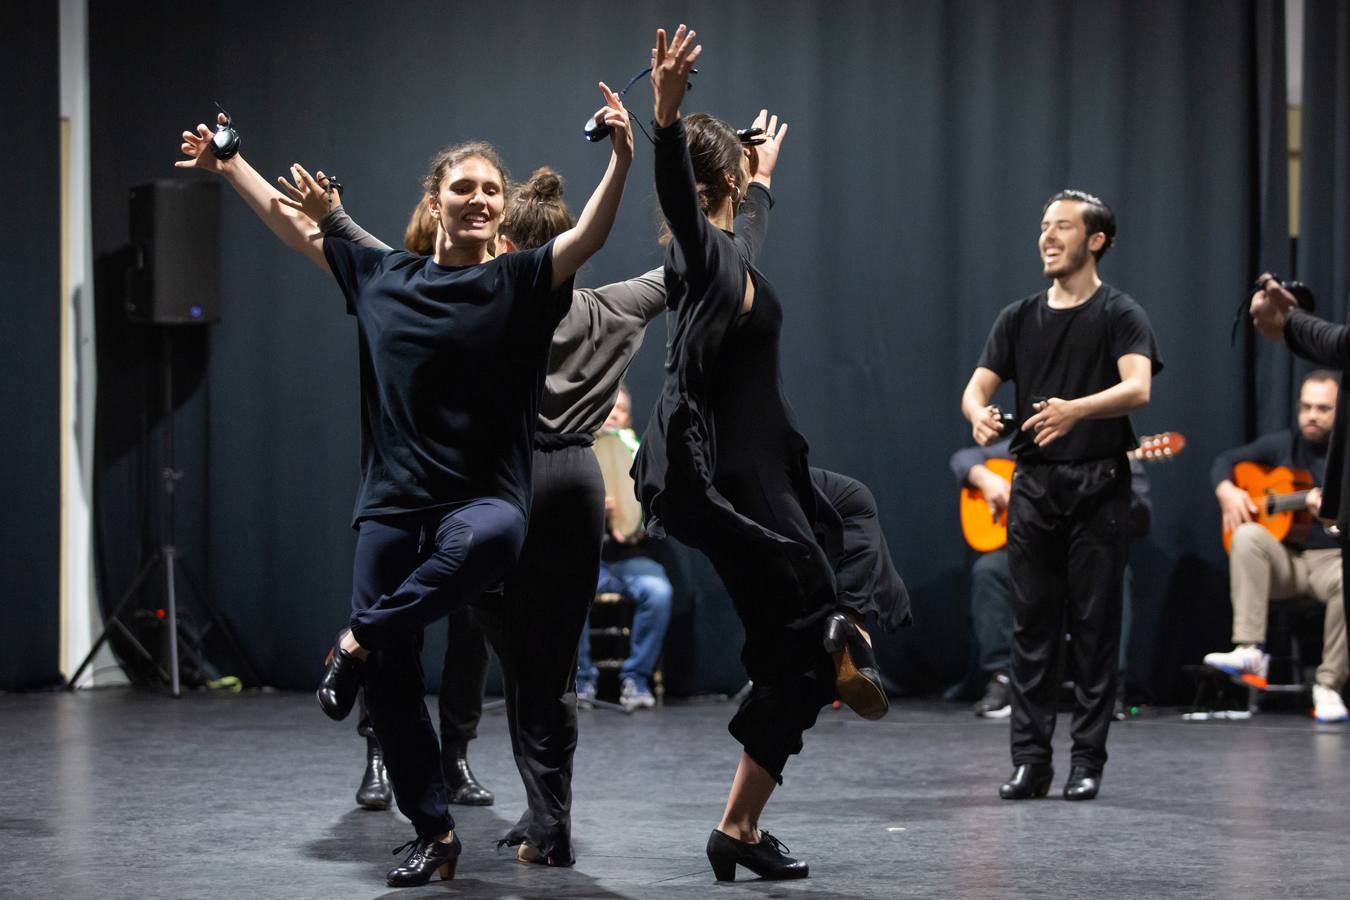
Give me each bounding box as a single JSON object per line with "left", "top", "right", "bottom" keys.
{"left": 276, "top": 124, "right": 787, "bottom": 865}
{"left": 633, "top": 26, "right": 910, "bottom": 882}
{"left": 174, "top": 85, "right": 633, "bottom": 886}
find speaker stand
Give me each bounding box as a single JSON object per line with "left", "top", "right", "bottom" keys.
{"left": 68, "top": 329, "right": 259, "bottom": 694}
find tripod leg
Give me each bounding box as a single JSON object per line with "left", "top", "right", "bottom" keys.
{"left": 164, "top": 547, "right": 182, "bottom": 698}
{"left": 67, "top": 553, "right": 162, "bottom": 689}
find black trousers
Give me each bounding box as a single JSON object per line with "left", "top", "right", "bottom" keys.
{"left": 356, "top": 603, "right": 489, "bottom": 757}
{"left": 438, "top": 605, "right": 490, "bottom": 753}
{"left": 1006, "top": 457, "right": 1129, "bottom": 771}
{"left": 473, "top": 442, "right": 604, "bottom": 865}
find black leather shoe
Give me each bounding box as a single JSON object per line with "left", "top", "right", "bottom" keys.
{"left": 706, "top": 829, "right": 808, "bottom": 882}
{"left": 822, "top": 611, "right": 889, "bottom": 720}
{"left": 443, "top": 749, "right": 494, "bottom": 806}
{"left": 316, "top": 631, "right": 362, "bottom": 721}
{"left": 386, "top": 833, "right": 461, "bottom": 887}
{"left": 1063, "top": 766, "right": 1103, "bottom": 801}
{"left": 356, "top": 735, "right": 392, "bottom": 810}
{"left": 998, "top": 763, "right": 1054, "bottom": 799}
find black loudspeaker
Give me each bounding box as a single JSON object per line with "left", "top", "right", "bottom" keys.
{"left": 127, "top": 179, "right": 221, "bottom": 325}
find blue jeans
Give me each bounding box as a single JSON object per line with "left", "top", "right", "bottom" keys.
{"left": 577, "top": 556, "right": 673, "bottom": 692}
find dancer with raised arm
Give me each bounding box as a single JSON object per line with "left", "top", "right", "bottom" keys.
{"left": 174, "top": 85, "right": 632, "bottom": 886}
{"left": 274, "top": 100, "right": 787, "bottom": 864}
{"left": 632, "top": 25, "right": 910, "bottom": 882}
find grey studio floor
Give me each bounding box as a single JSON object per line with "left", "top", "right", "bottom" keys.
{"left": 2, "top": 690, "right": 1349, "bottom": 900}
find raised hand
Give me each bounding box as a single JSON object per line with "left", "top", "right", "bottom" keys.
{"left": 174, "top": 113, "right": 232, "bottom": 174}
{"left": 747, "top": 109, "right": 788, "bottom": 186}
{"left": 275, "top": 163, "right": 341, "bottom": 222}
{"left": 593, "top": 81, "right": 635, "bottom": 162}
{"left": 1249, "top": 273, "right": 1297, "bottom": 342}
{"left": 651, "top": 24, "right": 702, "bottom": 128}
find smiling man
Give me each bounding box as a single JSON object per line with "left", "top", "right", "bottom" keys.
{"left": 960, "top": 190, "right": 1162, "bottom": 802}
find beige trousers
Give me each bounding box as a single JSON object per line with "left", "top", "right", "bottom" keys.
{"left": 1229, "top": 522, "right": 1346, "bottom": 690}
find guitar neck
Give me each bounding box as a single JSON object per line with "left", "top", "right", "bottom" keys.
{"left": 1266, "top": 491, "right": 1312, "bottom": 515}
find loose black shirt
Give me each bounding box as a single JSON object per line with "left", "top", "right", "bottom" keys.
{"left": 977, "top": 284, "right": 1163, "bottom": 463}
{"left": 323, "top": 236, "right": 572, "bottom": 524}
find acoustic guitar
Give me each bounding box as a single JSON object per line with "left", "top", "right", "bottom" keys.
{"left": 1221, "top": 462, "right": 1315, "bottom": 553}
{"left": 959, "top": 432, "right": 1186, "bottom": 552}
{"left": 592, "top": 428, "right": 644, "bottom": 541}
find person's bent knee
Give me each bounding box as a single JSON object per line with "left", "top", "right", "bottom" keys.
{"left": 1230, "top": 522, "right": 1277, "bottom": 557}
{"left": 635, "top": 576, "right": 673, "bottom": 611}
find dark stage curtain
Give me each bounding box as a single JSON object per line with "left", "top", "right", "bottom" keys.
{"left": 1247, "top": 0, "right": 1296, "bottom": 435}
{"left": 88, "top": 1, "right": 1280, "bottom": 698}
{"left": 1297, "top": 0, "right": 1350, "bottom": 324}
{"left": 1, "top": 2, "right": 62, "bottom": 690}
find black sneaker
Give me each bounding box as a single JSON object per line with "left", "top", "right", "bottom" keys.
{"left": 974, "top": 672, "right": 1011, "bottom": 718}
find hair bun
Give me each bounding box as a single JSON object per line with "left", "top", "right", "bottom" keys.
{"left": 519, "top": 167, "right": 564, "bottom": 203}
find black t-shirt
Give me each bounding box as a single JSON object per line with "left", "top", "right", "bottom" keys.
{"left": 323, "top": 236, "right": 573, "bottom": 524}
{"left": 977, "top": 283, "right": 1163, "bottom": 462}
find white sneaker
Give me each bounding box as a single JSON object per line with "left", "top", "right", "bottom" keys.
{"left": 619, "top": 677, "right": 656, "bottom": 711}
{"left": 1203, "top": 645, "right": 1270, "bottom": 689}
{"left": 1312, "top": 684, "right": 1349, "bottom": 723}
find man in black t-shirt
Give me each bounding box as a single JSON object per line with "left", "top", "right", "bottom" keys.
{"left": 1203, "top": 371, "right": 1347, "bottom": 722}
{"left": 961, "top": 190, "right": 1162, "bottom": 802}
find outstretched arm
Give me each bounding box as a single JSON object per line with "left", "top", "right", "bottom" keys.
{"left": 277, "top": 165, "right": 393, "bottom": 252}
{"left": 549, "top": 83, "right": 634, "bottom": 289}
{"left": 175, "top": 116, "right": 327, "bottom": 270}
{"left": 650, "top": 25, "right": 713, "bottom": 273}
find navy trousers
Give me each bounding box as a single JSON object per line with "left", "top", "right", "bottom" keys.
{"left": 350, "top": 498, "right": 525, "bottom": 837}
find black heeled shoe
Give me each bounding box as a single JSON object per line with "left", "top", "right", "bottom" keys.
{"left": 705, "top": 829, "right": 808, "bottom": 882}
{"left": 316, "top": 630, "right": 362, "bottom": 721}
{"left": 822, "top": 611, "right": 889, "bottom": 720}
{"left": 443, "top": 747, "right": 494, "bottom": 806}
{"left": 1063, "top": 765, "right": 1103, "bottom": 801}
{"left": 999, "top": 763, "right": 1054, "bottom": 799}
{"left": 355, "top": 735, "right": 392, "bottom": 810}
{"left": 386, "top": 833, "right": 461, "bottom": 887}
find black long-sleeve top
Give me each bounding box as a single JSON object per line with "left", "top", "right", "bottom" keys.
{"left": 632, "top": 117, "right": 813, "bottom": 553}
{"left": 1285, "top": 308, "right": 1350, "bottom": 533}
{"left": 632, "top": 117, "right": 908, "bottom": 630}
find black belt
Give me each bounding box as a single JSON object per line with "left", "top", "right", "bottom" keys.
{"left": 534, "top": 431, "right": 594, "bottom": 450}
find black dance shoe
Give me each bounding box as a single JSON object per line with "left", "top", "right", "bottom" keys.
{"left": 998, "top": 763, "right": 1055, "bottom": 799}
{"left": 822, "top": 611, "right": 889, "bottom": 720}
{"left": 356, "top": 735, "right": 392, "bottom": 810}
{"left": 316, "top": 630, "right": 362, "bottom": 721}
{"left": 705, "top": 829, "right": 809, "bottom": 882}
{"left": 386, "top": 833, "right": 461, "bottom": 887}
{"left": 443, "top": 749, "right": 494, "bottom": 806}
{"left": 1063, "top": 766, "right": 1103, "bottom": 801}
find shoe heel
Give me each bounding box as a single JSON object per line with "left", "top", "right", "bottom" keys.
{"left": 438, "top": 860, "right": 457, "bottom": 880}
{"left": 822, "top": 613, "right": 846, "bottom": 655}
{"left": 1033, "top": 780, "right": 1052, "bottom": 799}
{"left": 708, "top": 855, "right": 736, "bottom": 882}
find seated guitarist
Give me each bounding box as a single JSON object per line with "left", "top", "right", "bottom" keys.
{"left": 1204, "top": 370, "right": 1348, "bottom": 722}
{"left": 950, "top": 439, "right": 1152, "bottom": 718}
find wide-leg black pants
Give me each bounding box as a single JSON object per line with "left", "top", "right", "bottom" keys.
{"left": 473, "top": 441, "right": 604, "bottom": 865}
{"left": 1006, "top": 457, "right": 1129, "bottom": 771}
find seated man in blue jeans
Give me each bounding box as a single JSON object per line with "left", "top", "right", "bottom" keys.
{"left": 578, "top": 386, "right": 673, "bottom": 710}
